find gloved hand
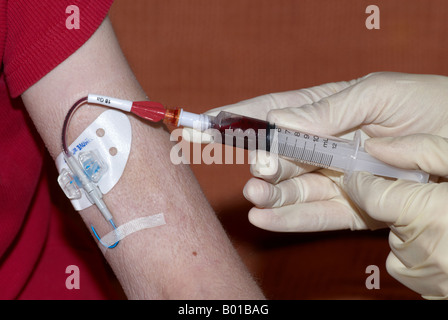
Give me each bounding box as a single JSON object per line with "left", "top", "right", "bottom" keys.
{"left": 184, "top": 72, "right": 448, "bottom": 232}
{"left": 243, "top": 72, "right": 448, "bottom": 233}
{"left": 344, "top": 134, "right": 448, "bottom": 299}
{"left": 184, "top": 71, "right": 448, "bottom": 299}
{"left": 183, "top": 78, "right": 382, "bottom": 231}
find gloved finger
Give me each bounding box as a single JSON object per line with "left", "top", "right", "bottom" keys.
{"left": 387, "top": 225, "right": 448, "bottom": 299}
{"left": 386, "top": 246, "right": 448, "bottom": 300}
{"left": 344, "top": 133, "right": 448, "bottom": 223}
{"left": 248, "top": 150, "right": 316, "bottom": 184}
{"left": 266, "top": 72, "right": 387, "bottom": 136}
{"left": 385, "top": 250, "right": 427, "bottom": 298}
{"left": 247, "top": 200, "right": 362, "bottom": 232}
{"left": 201, "top": 80, "right": 359, "bottom": 120}
{"left": 364, "top": 134, "right": 448, "bottom": 177}
{"left": 182, "top": 79, "right": 358, "bottom": 144}
{"left": 344, "top": 171, "right": 435, "bottom": 225}
{"left": 387, "top": 231, "right": 438, "bottom": 271}
{"left": 243, "top": 172, "right": 339, "bottom": 209}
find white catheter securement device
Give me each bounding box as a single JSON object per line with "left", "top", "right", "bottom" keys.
{"left": 57, "top": 95, "right": 172, "bottom": 249}
{"left": 56, "top": 109, "right": 132, "bottom": 210}
{"left": 58, "top": 95, "right": 136, "bottom": 249}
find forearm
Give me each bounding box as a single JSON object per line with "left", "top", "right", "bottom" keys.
{"left": 22, "top": 17, "right": 263, "bottom": 299}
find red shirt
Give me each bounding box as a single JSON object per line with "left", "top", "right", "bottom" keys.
{"left": 0, "top": 0, "right": 124, "bottom": 299}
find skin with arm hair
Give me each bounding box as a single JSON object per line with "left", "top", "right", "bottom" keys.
{"left": 22, "top": 17, "right": 264, "bottom": 300}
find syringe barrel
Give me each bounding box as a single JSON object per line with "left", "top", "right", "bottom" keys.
{"left": 210, "top": 111, "right": 274, "bottom": 151}
{"left": 349, "top": 145, "right": 429, "bottom": 183}
{"left": 208, "top": 111, "right": 429, "bottom": 183}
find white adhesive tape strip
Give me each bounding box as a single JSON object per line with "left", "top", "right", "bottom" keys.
{"left": 99, "top": 213, "right": 166, "bottom": 254}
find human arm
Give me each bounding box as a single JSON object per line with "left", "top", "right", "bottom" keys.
{"left": 22, "top": 17, "right": 264, "bottom": 299}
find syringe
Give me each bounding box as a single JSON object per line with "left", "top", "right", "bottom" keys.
{"left": 87, "top": 94, "right": 430, "bottom": 183}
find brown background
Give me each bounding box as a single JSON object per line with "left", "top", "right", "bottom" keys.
{"left": 108, "top": 0, "right": 448, "bottom": 299}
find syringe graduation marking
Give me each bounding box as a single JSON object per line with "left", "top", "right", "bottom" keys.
{"left": 274, "top": 140, "right": 333, "bottom": 168}
{"left": 272, "top": 127, "right": 335, "bottom": 168}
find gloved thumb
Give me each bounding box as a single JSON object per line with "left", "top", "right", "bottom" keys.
{"left": 363, "top": 134, "right": 448, "bottom": 178}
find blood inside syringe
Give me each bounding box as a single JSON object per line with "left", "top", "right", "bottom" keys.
{"left": 206, "top": 112, "right": 274, "bottom": 151}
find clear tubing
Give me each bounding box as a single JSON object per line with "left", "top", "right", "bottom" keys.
{"left": 61, "top": 96, "right": 120, "bottom": 248}
{"left": 177, "top": 110, "right": 429, "bottom": 183}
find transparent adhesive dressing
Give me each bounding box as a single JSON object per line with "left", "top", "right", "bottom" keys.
{"left": 170, "top": 110, "right": 429, "bottom": 183}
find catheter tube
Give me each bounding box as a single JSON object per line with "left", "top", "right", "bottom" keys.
{"left": 62, "top": 96, "right": 119, "bottom": 248}
{"left": 62, "top": 96, "right": 89, "bottom": 154}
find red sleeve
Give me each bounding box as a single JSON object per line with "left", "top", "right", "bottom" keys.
{"left": 0, "top": 0, "right": 120, "bottom": 299}
{"left": 3, "top": 0, "right": 114, "bottom": 97}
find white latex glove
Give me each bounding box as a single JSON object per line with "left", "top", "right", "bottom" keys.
{"left": 185, "top": 72, "right": 448, "bottom": 231}
{"left": 246, "top": 72, "right": 448, "bottom": 231}
{"left": 244, "top": 72, "right": 448, "bottom": 232}
{"left": 183, "top": 78, "right": 382, "bottom": 231}
{"left": 344, "top": 134, "right": 448, "bottom": 299}
{"left": 184, "top": 72, "right": 448, "bottom": 298}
